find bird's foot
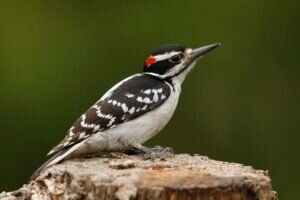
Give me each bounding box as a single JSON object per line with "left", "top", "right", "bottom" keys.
{"left": 132, "top": 145, "right": 174, "bottom": 160}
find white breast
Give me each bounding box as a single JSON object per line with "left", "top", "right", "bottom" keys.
{"left": 108, "top": 84, "right": 180, "bottom": 150}
{"left": 80, "top": 81, "right": 181, "bottom": 152}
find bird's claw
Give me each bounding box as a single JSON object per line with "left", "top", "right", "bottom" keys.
{"left": 142, "top": 145, "right": 174, "bottom": 160}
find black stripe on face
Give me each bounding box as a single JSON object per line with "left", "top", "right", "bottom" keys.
{"left": 143, "top": 59, "right": 175, "bottom": 75}
{"left": 143, "top": 44, "right": 186, "bottom": 75}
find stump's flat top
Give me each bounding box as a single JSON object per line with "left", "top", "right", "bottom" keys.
{"left": 1, "top": 154, "right": 277, "bottom": 200}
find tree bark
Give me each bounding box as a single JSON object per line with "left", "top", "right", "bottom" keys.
{"left": 0, "top": 153, "right": 277, "bottom": 200}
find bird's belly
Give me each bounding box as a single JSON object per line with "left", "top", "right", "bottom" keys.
{"left": 107, "top": 90, "right": 179, "bottom": 150}
{"left": 82, "top": 90, "right": 180, "bottom": 152}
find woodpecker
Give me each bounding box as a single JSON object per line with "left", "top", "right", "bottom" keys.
{"left": 30, "top": 43, "right": 220, "bottom": 180}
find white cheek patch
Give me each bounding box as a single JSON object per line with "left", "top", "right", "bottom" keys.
{"left": 163, "top": 63, "right": 185, "bottom": 77}
{"left": 153, "top": 51, "right": 180, "bottom": 62}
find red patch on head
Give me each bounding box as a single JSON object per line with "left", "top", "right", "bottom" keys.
{"left": 145, "top": 56, "right": 156, "bottom": 66}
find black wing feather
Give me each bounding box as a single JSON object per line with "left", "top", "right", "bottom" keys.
{"left": 48, "top": 73, "right": 171, "bottom": 155}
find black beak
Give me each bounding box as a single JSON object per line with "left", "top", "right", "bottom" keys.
{"left": 186, "top": 43, "right": 220, "bottom": 65}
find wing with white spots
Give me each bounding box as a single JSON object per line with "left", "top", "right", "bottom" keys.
{"left": 48, "top": 73, "right": 172, "bottom": 155}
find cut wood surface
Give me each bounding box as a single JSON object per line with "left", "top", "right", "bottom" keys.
{"left": 0, "top": 153, "right": 277, "bottom": 200}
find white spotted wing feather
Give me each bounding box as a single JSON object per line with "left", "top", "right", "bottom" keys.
{"left": 48, "top": 73, "right": 172, "bottom": 156}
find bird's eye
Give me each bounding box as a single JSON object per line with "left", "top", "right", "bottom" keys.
{"left": 169, "top": 54, "right": 183, "bottom": 63}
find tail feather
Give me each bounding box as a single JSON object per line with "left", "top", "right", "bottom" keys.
{"left": 30, "top": 139, "right": 88, "bottom": 181}
{"left": 30, "top": 147, "right": 71, "bottom": 181}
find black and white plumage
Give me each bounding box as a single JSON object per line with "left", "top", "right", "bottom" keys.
{"left": 48, "top": 74, "right": 172, "bottom": 156}
{"left": 30, "top": 43, "right": 220, "bottom": 180}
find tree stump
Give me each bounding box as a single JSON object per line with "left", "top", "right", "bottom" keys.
{"left": 0, "top": 153, "right": 277, "bottom": 200}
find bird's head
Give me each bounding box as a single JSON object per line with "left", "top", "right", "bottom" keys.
{"left": 143, "top": 43, "right": 220, "bottom": 82}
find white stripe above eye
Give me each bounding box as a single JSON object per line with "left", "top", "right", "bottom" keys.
{"left": 153, "top": 51, "right": 180, "bottom": 61}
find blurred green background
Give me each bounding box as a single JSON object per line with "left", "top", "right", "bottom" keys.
{"left": 0, "top": 0, "right": 299, "bottom": 199}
